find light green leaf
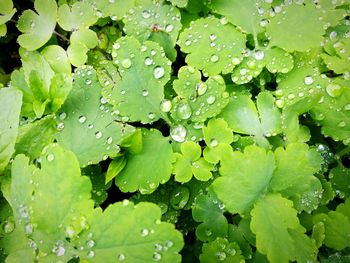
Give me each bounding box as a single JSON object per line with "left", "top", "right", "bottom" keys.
{"left": 0, "top": 0, "right": 16, "bottom": 37}
{"left": 0, "top": 88, "right": 22, "bottom": 173}
{"left": 55, "top": 66, "right": 136, "bottom": 167}
{"left": 178, "top": 16, "right": 246, "bottom": 75}
{"left": 199, "top": 237, "right": 244, "bottom": 263}
{"left": 169, "top": 0, "right": 188, "bottom": 8}
{"left": 41, "top": 45, "right": 71, "bottom": 75}
{"left": 57, "top": 2, "right": 97, "bottom": 31}
{"left": 213, "top": 145, "right": 275, "bottom": 215}
{"left": 123, "top": 0, "right": 181, "bottom": 46}
{"left": 330, "top": 166, "right": 350, "bottom": 198}
{"left": 109, "top": 36, "right": 171, "bottom": 123}
{"left": 173, "top": 141, "right": 213, "bottom": 183}
{"left": 105, "top": 155, "right": 126, "bottom": 184}
{"left": 266, "top": 3, "right": 325, "bottom": 52}
{"left": 85, "top": 0, "right": 135, "bottom": 20}
{"left": 115, "top": 129, "right": 173, "bottom": 194}
{"left": 67, "top": 42, "right": 89, "bottom": 67}
{"left": 322, "top": 37, "right": 350, "bottom": 74}
{"left": 2, "top": 144, "right": 184, "bottom": 262}
{"left": 172, "top": 66, "right": 229, "bottom": 123}
{"left": 205, "top": 0, "right": 269, "bottom": 35}
{"left": 15, "top": 115, "right": 57, "bottom": 160}
{"left": 219, "top": 92, "right": 282, "bottom": 148}
{"left": 251, "top": 194, "right": 317, "bottom": 263}
{"left": 192, "top": 192, "right": 227, "bottom": 242}
{"left": 17, "top": 0, "right": 57, "bottom": 51}
{"left": 324, "top": 211, "right": 350, "bottom": 250}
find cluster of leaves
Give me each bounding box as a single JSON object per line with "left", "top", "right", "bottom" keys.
{"left": 0, "top": 0, "right": 350, "bottom": 262}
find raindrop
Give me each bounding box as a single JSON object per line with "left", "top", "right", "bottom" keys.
{"left": 140, "top": 228, "right": 149, "bottom": 237}
{"left": 344, "top": 104, "right": 350, "bottom": 111}
{"left": 142, "top": 90, "right": 149, "bottom": 96}
{"left": 153, "top": 66, "right": 165, "bottom": 79}
{"left": 95, "top": 131, "right": 102, "bottom": 139}
{"left": 170, "top": 186, "right": 190, "bottom": 210}
{"left": 86, "top": 239, "right": 95, "bottom": 248}
{"left": 52, "top": 240, "right": 65, "bottom": 257}
{"left": 65, "top": 226, "right": 75, "bottom": 238}
{"left": 142, "top": 10, "right": 151, "bottom": 19}
{"left": 196, "top": 82, "right": 207, "bottom": 96}
{"left": 57, "top": 122, "right": 65, "bottom": 131}
{"left": 59, "top": 112, "right": 67, "bottom": 120}
{"left": 47, "top": 154, "right": 55, "bottom": 162}
{"left": 79, "top": 116, "right": 87, "bottom": 123}
{"left": 145, "top": 57, "right": 153, "bottom": 65}
{"left": 107, "top": 137, "right": 113, "bottom": 144}
{"left": 185, "top": 40, "right": 191, "bottom": 46}
{"left": 232, "top": 57, "right": 241, "bottom": 65}
{"left": 3, "top": 221, "right": 14, "bottom": 233}
{"left": 210, "top": 54, "right": 219, "bottom": 62}
{"left": 154, "top": 243, "right": 163, "bottom": 251}
{"left": 24, "top": 223, "right": 33, "bottom": 234}
{"left": 148, "top": 112, "right": 156, "bottom": 120}
{"left": 254, "top": 50, "right": 265, "bottom": 60}
{"left": 153, "top": 252, "right": 162, "bottom": 261}
{"left": 88, "top": 124, "right": 94, "bottom": 129}
{"left": 122, "top": 199, "right": 129, "bottom": 206}
{"left": 338, "top": 121, "right": 346, "bottom": 127}
{"left": 216, "top": 251, "right": 226, "bottom": 261}
{"left": 18, "top": 205, "right": 29, "bottom": 219}
{"left": 160, "top": 100, "right": 172, "bottom": 112}
{"left": 165, "top": 240, "right": 174, "bottom": 248}
{"left": 206, "top": 96, "right": 216, "bottom": 105}
{"left": 118, "top": 254, "right": 126, "bottom": 261}
{"left": 326, "top": 83, "right": 343, "bottom": 97}
{"left": 176, "top": 102, "right": 192, "bottom": 120}
{"left": 121, "top": 58, "right": 132, "bottom": 69}
{"left": 86, "top": 79, "right": 92, "bottom": 85}
{"left": 100, "top": 97, "right": 108, "bottom": 104}
{"left": 170, "top": 125, "right": 187, "bottom": 142}
{"left": 113, "top": 43, "right": 121, "bottom": 49}
{"left": 209, "top": 33, "right": 217, "bottom": 41}
{"left": 304, "top": 75, "right": 314, "bottom": 85}
{"left": 87, "top": 250, "right": 95, "bottom": 258}
{"left": 165, "top": 24, "right": 174, "bottom": 32}
{"left": 210, "top": 139, "right": 218, "bottom": 147}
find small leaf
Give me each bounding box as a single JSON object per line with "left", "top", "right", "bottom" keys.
{"left": 105, "top": 155, "right": 126, "bottom": 184}
{"left": 17, "top": 0, "right": 57, "bottom": 51}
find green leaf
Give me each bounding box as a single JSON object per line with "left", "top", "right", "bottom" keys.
{"left": 2, "top": 144, "right": 184, "bottom": 262}
{"left": 105, "top": 155, "right": 126, "bottom": 184}
{"left": 199, "top": 237, "right": 244, "bottom": 263}
{"left": 322, "top": 37, "right": 350, "bottom": 74}
{"left": 203, "top": 118, "right": 233, "bottom": 164}
{"left": 178, "top": 16, "right": 246, "bottom": 75}
{"left": 251, "top": 194, "right": 317, "bottom": 263}
{"left": 109, "top": 36, "right": 171, "bottom": 123}
{"left": 17, "top": 0, "right": 57, "bottom": 51}
{"left": 123, "top": 0, "right": 181, "bottom": 47}
{"left": 169, "top": 0, "right": 188, "bottom": 8}
{"left": 270, "top": 143, "right": 322, "bottom": 201}
{"left": 57, "top": 2, "right": 97, "bottom": 31}
{"left": 192, "top": 192, "right": 227, "bottom": 242}
{"left": 41, "top": 45, "right": 71, "bottom": 75}
{"left": 173, "top": 141, "right": 214, "bottom": 183}
{"left": 0, "top": 0, "right": 16, "bottom": 37}
{"left": 15, "top": 115, "right": 57, "bottom": 160}
{"left": 219, "top": 92, "right": 282, "bottom": 148}
{"left": 115, "top": 129, "right": 173, "bottom": 194}
{"left": 0, "top": 88, "right": 22, "bottom": 173}
{"left": 85, "top": 0, "right": 135, "bottom": 20}
{"left": 55, "top": 66, "right": 136, "bottom": 167}
{"left": 266, "top": 3, "right": 325, "bottom": 52}
{"left": 320, "top": 198, "right": 350, "bottom": 250}
{"left": 213, "top": 145, "right": 275, "bottom": 214}
{"left": 330, "top": 166, "right": 350, "bottom": 198}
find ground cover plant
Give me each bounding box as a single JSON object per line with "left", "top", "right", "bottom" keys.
{"left": 0, "top": 0, "right": 349, "bottom": 262}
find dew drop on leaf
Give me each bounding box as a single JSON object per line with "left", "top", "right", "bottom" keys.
{"left": 145, "top": 57, "right": 153, "bottom": 65}
{"left": 148, "top": 112, "right": 156, "bottom": 120}
{"left": 140, "top": 228, "right": 149, "bottom": 237}
{"left": 344, "top": 104, "right": 350, "bottom": 111}
{"left": 206, "top": 96, "right": 216, "bottom": 105}
{"left": 216, "top": 251, "right": 227, "bottom": 261}
{"left": 254, "top": 50, "right": 265, "bottom": 60}
{"left": 57, "top": 122, "right": 65, "bottom": 131}
{"left": 142, "top": 10, "right": 151, "bottom": 19}
{"left": 121, "top": 58, "right": 132, "bottom": 69}
{"left": 153, "top": 66, "right": 165, "bottom": 79}
{"left": 337, "top": 121, "right": 346, "bottom": 127}
{"left": 87, "top": 250, "right": 95, "bottom": 258}
{"left": 95, "top": 131, "right": 102, "bottom": 139}
{"left": 304, "top": 75, "right": 314, "bottom": 85}
{"left": 118, "top": 254, "right": 126, "bottom": 261}
{"left": 210, "top": 139, "right": 218, "bottom": 147}
{"left": 2, "top": 221, "right": 14, "bottom": 233}
{"left": 106, "top": 137, "right": 113, "bottom": 144}
{"left": 142, "top": 90, "right": 149, "bottom": 97}
{"left": 210, "top": 54, "right": 219, "bottom": 63}
{"left": 170, "top": 186, "right": 190, "bottom": 209}
{"left": 59, "top": 112, "right": 67, "bottom": 120}
{"left": 153, "top": 252, "right": 162, "bottom": 261}
{"left": 88, "top": 124, "right": 94, "bottom": 129}
{"left": 196, "top": 82, "right": 207, "bottom": 96}
{"left": 165, "top": 24, "right": 174, "bottom": 33}
{"left": 160, "top": 99, "right": 172, "bottom": 112}
{"left": 47, "top": 153, "right": 55, "bottom": 162}
{"left": 326, "top": 83, "right": 343, "bottom": 97}
{"left": 170, "top": 125, "right": 187, "bottom": 142}
{"left": 78, "top": 115, "right": 87, "bottom": 123}
{"left": 86, "top": 239, "right": 95, "bottom": 248}
{"left": 176, "top": 102, "right": 192, "bottom": 120}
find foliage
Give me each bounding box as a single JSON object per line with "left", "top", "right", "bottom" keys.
{"left": 0, "top": 0, "right": 349, "bottom": 262}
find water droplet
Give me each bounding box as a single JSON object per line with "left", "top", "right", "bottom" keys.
{"left": 52, "top": 240, "right": 65, "bottom": 257}
{"left": 153, "top": 252, "right": 162, "bottom": 261}
{"left": 210, "top": 54, "right": 219, "bottom": 62}
{"left": 142, "top": 90, "right": 149, "bottom": 96}
{"left": 326, "top": 83, "right": 343, "bottom": 97}
{"left": 18, "top": 204, "right": 29, "bottom": 219}
{"left": 88, "top": 124, "right": 94, "bottom": 129}
{"left": 170, "top": 125, "right": 187, "bottom": 142}
{"left": 216, "top": 251, "right": 227, "bottom": 261}
{"left": 165, "top": 24, "right": 174, "bottom": 32}
{"left": 304, "top": 75, "right": 314, "bottom": 85}
{"left": 79, "top": 115, "right": 87, "bottom": 123}
{"left": 232, "top": 57, "right": 241, "bottom": 65}
{"left": 24, "top": 223, "right": 33, "bottom": 234}
{"left": 47, "top": 154, "right": 54, "bottom": 162}
{"left": 196, "top": 82, "right": 207, "bottom": 96}
{"left": 118, "top": 254, "right": 126, "bottom": 261}
{"left": 154, "top": 243, "right": 163, "bottom": 251}
{"left": 254, "top": 50, "right": 265, "bottom": 60}
{"left": 57, "top": 122, "right": 65, "bottom": 131}
{"left": 107, "top": 137, "right": 113, "bottom": 144}
{"left": 275, "top": 99, "right": 285, "bottom": 108}
{"left": 100, "top": 97, "right": 108, "bottom": 104}
{"left": 122, "top": 199, "right": 129, "bottom": 206}
{"left": 210, "top": 139, "right": 218, "bottom": 147}
{"left": 153, "top": 66, "right": 165, "bottom": 79}
{"left": 113, "top": 43, "right": 120, "bottom": 49}
{"left": 209, "top": 33, "right": 217, "bottom": 41}
{"left": 86, "top": 239, "right": 95, "bottom": 248}
{"left": 95, "top": 131, "right": 102, "bottom": 139}
{"left": 3, "top": 221, "right": 14, "bottom": 233}
{"left": 338, "top": 121, "right": 346, "bottom": 127}
{"left": 140, "top": 228, "right": 149, "bottom": 237}
{"left": 160, "top": 100, "right": 172, "bottom": 112}
{"left": 65, "top": 226, "right": 75, "bottom": 238}
{"left": 176, "top": 102, "right": 192, "bottom": 120}
{"left": 59, "top": 112, "right": 67, "bottom": 120}
{"left": 121, "top": 58, "right": 132, "bottom": 69}
{"left": 148, "top": 112, "right": 156, "bottom": 120}
{"left": 206, "top": 96, "right": 216, "bottom": 105}
{"left": 142, "top": 10, "right": 151, "bottom": 19}
{"left": 170, "top": 186, "right": 190, "bottom": 209}
{"left": 165, "top": 240, "right": 173, "bottom": 248}
{"left": 344, "top": 104, "right": 350, "bottom": 111}
{"left": 87, "top": 250, "right": 95, "bottom": 258}
{"left": 86, "top": 79, "right": 92, "bottom": 85}
{"left": 145, "top": 57, "right": 153, "bottom": 65}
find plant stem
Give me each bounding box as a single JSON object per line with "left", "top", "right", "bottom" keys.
{"left": 53, "top": 31, "right": 70, "bottom": 43}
